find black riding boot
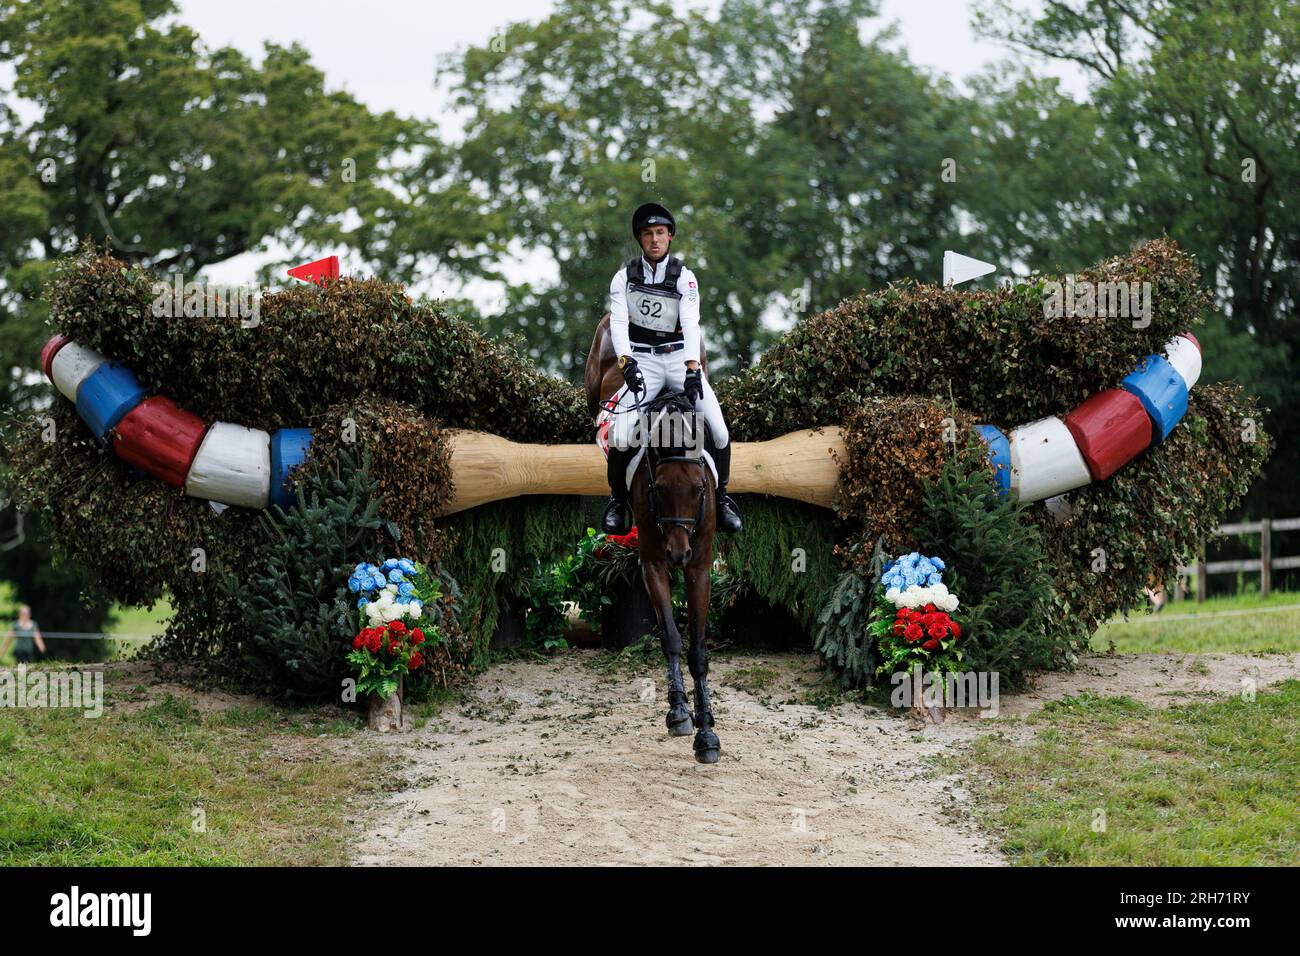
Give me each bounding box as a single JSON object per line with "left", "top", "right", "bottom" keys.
{"left": 602, "top": 445, "right": 635, "bottom": 535}
{"left": 712, "top": 442, "right": 743, "bottom": 534}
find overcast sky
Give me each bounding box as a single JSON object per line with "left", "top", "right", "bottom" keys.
{"left": 177, "top": 1, "right": 1086, "bottom": 299}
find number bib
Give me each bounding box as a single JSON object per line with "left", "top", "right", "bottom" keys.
{"left": 627, "top": 284, "right": 681, "bottom": 333}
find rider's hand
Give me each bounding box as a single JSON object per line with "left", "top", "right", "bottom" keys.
{"left": 621, "top": 356, "right": 644, "bottom": 392}
{"left": 684, "top": 367, "right": 703, "bottom": 405}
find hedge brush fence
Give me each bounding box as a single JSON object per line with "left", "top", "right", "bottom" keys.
{"left": 5, "top": 238, "right": 1270, "bottom": 696}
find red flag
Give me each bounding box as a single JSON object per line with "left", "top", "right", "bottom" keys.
{"left": 287, "top": 255, "right": 340, "bottom": 286}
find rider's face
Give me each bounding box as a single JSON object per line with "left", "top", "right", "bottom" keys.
{"left": 638, "top": 225, "right": 671, "bottom": 260}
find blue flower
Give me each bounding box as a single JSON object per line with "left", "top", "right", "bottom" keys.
{"left": 388, "top": 569, "right": 405, "bottom": 583}
{"left": 357, "top": 597, "right": 369, "bottom": 609}
{"left": 931, "top": 557, "right": 945, "bottom": 571}
{"left": 398, "top": 582, "right": 415, "bottom": 598}
{"left": 370, "top": 572, "right": 386, "bottom": 589}
{"left": 398, "top": 558, "right": 416, "bottom": 575}
{"left": 383, "top": 558, "right": 400, "bottom": 570}
{"left": 927, "top": 572, "right": 942, "bottom": 585}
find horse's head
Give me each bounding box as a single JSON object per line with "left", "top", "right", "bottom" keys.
{"left": 642, "top": 393, "right": 712, "bottom": 568}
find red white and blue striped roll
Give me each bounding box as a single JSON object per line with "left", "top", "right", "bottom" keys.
{"left": 75, "top": 362, "right": 147, "bottom": 440}
{"left": 49, "top": 342, "right": 107, "bottom": 403}
{"left": 184, "top": 422, "right": 272, "bottom": 509}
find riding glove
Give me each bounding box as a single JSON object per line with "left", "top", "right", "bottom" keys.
{"left": 621, "top": 356, "right": 645, "bottom": 393}
{"left": 684, "top": 367, "right": 703, "bottom": 405}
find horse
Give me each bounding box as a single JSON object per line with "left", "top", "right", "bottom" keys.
{"left": 585, "top": 313, "right": 721, "bottom": 763}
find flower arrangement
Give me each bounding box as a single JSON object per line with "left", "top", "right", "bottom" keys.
{"left": 871, "top": 552, "right": 966, "bottom": 677}
{"left": 350, "top": 557, "right": 428, "bottom": 625}
{"left": 593, "top": 525, "right": 639, "bottom": 558}
{"left": 347, "top": 620, "right": 430, "bottom": 699}
{"left": 346, "top": 558, "right": 443, "bottom": 698}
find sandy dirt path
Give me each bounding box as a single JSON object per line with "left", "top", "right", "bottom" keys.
{"left": 349, "top": 650, "right": 1298, "bottom": 866}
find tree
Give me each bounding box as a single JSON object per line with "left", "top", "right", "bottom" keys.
{"left": 972, "top": 0, "right": 1299, "bottom": 521}
{"left": 442, "top": 0, "right": 976, "bottom": 378}
{"left": 0, "top": 0, "right": 496, "bottom": 644}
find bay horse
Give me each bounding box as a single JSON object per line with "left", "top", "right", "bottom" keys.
{"left": 584, "top": 313, "right": 721, "bottom": 763}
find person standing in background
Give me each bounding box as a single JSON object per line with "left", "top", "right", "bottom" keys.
{"left": 2, "top": 604, "right": 47, "bottom": 663}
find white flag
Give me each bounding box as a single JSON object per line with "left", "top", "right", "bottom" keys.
{"left": 943, "top": 251, "right": 996, "bottom": 286}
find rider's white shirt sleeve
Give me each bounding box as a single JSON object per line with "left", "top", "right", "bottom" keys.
{"left": 678, "top": 266, "right": 702, "bottom": 364}
{"left": 608, "top": 266, "right": 632, "bottom": 359}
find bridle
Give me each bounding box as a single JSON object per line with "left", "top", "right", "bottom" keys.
{"left": 622, "top": 379, "right": 711, "bottom": 551}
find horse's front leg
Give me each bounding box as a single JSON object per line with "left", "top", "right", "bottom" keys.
{"left": 685, "top": 561, "right": 720, "bottom": 763}
{"left": 643, "top": 559, "right": 693, "bottom": 736}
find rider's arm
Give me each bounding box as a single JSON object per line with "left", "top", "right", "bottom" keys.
{"left": 679, "top": 267, "right": 702, "bottom": 366}
{"left": 608, "top": 266, "right": 632, "bottom": 360}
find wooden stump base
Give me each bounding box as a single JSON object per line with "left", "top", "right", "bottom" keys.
{"left": 367, "top": 679, "right": 404, "bottom": 732}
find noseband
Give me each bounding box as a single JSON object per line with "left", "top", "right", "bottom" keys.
{"left": 645, "top": 440, "right": 709, "bottom": 552}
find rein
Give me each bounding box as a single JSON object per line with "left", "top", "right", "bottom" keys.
{"left": 623, "top": 377, "right": 712, "bottom": 550}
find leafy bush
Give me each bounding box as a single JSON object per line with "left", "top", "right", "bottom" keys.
{"left": 217, "top": 444, "right": 385, "bottom": 698}
{"left": 910, "top": 435, "right": 1065, "bottom": 686}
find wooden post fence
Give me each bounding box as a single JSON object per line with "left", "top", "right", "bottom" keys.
{"left": 1176, "top": 516, "right": 1300, "bottom": 602}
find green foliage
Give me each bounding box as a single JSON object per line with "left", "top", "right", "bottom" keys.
{"left": 219, "top": 445, "right": 385, "bottom": 699}
{"left": 717, "top": 237, "right": 1211, "bottom": 441}
{"left": 444, "top": 0, "right": 970, "bottom": 375}
{"left": 971, "top": 0, "right": 1300, "bottom": 533}
{"left": 715, "top": 496, "right": 844, "bottom": 639}
{"left": 436, "top": 497, "right": 588, "bottom": 664}
{"left": 912, "top": 436, "right": 1065, "bottom": 686}
{"left": 813, "top": 562, "right": 875, "bottom": 687}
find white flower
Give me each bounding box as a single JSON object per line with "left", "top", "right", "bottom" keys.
{"left": 885, "top": 587, "right": 901, "bottom": 604}
{"left": 940, "top": 594, "right": 959, "bottom": 613}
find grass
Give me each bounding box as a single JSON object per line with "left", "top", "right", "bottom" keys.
{"left": 951, "top": 682, "right": 1300, "bottom": 865}
{"left": 0, "top": 672, "right": 400, "bottom": 866}
{"left": 1093, "top": 591, "right": 1300, "bottom": 654}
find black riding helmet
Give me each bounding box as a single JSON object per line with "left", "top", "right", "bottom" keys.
{"left": 632, "top": 202, "right": 676, "bottom": 237}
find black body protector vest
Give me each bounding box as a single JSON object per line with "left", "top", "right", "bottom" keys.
{"left": 624, "top": 255, "right": 685, "bottom": 346}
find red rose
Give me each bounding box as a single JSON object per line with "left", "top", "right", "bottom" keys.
{"left": 408, "top": 652, "right": 424, "bottom": 670}
{"left": 412, "top": 628, "right": 425, "bottom": 645}
{"left": 951, "top": 620, "right": 962, "bottom": 639}
{"left": 353, "top": 635, "right": 364, "bottom": 649}
{"left": 924, "top": 603, "right": 937, "bottom": 613}
{"left": 927, "top": 622, "right": 947, "bottom": 639}
{"left": 904, "top": 623, "right": 923, "bottom": 642}
{"left": 922, "top": 637, "right": 940, "bottom": 651}
{"left": 388, "top": 620, "right": 407, "bottom": 634}
{"left": 892, "top": 619, "right": 906, "bottom": 636}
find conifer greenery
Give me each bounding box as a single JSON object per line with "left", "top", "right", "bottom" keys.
{"left": 217, "top": 444, "right": 385, "bottom": 698}
{"left": 911, "top": 435, "right": 1062, "bottom": 684}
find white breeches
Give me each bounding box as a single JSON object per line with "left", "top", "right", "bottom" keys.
{"left": 607, "top": 348, "right": 729, "bottom": 451}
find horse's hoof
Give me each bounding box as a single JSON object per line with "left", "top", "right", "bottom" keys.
{"left": 666, "top": 708, "right": 694, "bottom": 736}
{"left": 693, "top": 730, "right": 720, "bottom": 763}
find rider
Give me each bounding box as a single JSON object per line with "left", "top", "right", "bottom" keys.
{"left": 601, "top": 201, "right": 743, "bottom": 536}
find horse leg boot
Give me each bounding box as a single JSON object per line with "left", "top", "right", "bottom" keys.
{"left": 602, "top": 445, "right": 635, "bottom": 535}
{"left": 711, "top": 441, "right": 743, "bottom": 534}
{"left": 644, "top": 563, "right": 693, "bottom": 736}
{"left": 685, "top": 563, "right": 720, "bottom": 763}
